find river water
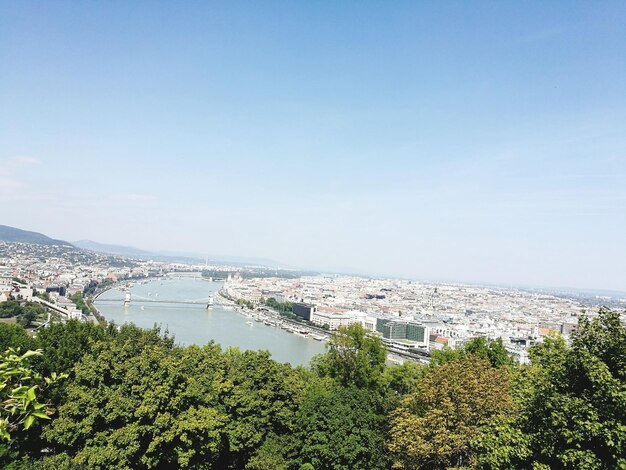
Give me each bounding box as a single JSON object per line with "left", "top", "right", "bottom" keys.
{"left": 95, "top": 278, "right": 326, "bottom": 366}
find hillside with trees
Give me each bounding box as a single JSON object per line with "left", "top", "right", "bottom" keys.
{"left": 0, "top": 308, "right": 623, "bottom": 469}
{"left": 0, "top": 225, "right": 73, "bottom": 247}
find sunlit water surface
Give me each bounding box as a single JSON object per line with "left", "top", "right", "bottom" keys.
{"left": 96, "top": 278, "right": 325, "bottom": 366}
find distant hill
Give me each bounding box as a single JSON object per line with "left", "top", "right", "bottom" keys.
{"left": 156, "top": 251, "right": 285, "bottom": 268}
{"left": 73, "top": 241, "right": 280, "bottom": 266}
{"left": 0, "top": 224, "right": 74, "bottom": 247}
{"left": 73, "top": 240, "right": 153, "bottom": 258}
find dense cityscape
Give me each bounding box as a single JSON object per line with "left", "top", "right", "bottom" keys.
{"left": 2, "top": 238, "right": 623, "bottom": 367}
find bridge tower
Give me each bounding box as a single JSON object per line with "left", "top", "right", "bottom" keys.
{"left": 124, "top": 292, "right": 131, "bottom": 307}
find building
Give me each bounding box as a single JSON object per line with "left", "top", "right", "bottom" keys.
{"left": 430, "top": 334, "right": 457, "bottom": 350}
{"left": 360, "top": 315, "right": 376, "bottom": 332}
{"left": 310, "top": 310, "right": 356, "bottom": 330}
{"left": 292, "top": 303, "right": 317, "bottom": 321}
{"left": 376, "top": 318, "right": 392, "bottom": 333}
{"left": 406, "top": 323, "right": 428, "bottom": 343}
{"left": 0, "top": 266, "right": 12, "bottom": 285}
{"left": 383, "top": 321, "right": 408, "bottom": 340}
{"left": 46, "top": 286, "right": 67, "bottom": 297}
{"left": 381, "top": 320, "right": 430, "bottom": 348}
{"left": 274, "top": 292, "right": 288, "bottom": 304}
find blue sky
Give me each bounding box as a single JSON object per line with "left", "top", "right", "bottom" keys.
{"left": 1, "top": 1, "right": 625, "bottom": 291}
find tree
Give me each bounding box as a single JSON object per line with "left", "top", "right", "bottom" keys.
{"left": 474, "top": 308, "right": 626, "bottom": 469}
{"left": 313, "top": 323, "right": 386, "bottom": 390}
{"left": 244, "top": 433, "right": 290, "bottom": 470}
{"left": 16, "top": 311, "right": 35, "bottom": 329}
{"left": 520, "top": 309, "right": 625, "bottom": 468}
{"left": 464, "top": 337, "right": 514, "bottom": 368}
{"left": 430, "top": 336, "right": 514, "bottom": 369}
{"left": 41, "top": 330, "right": 306, "bottom": 469}
{"left": 382, "top": 360, "right": 425, "bottom": 397}
{"left": 68, "top": 292, "right": 90, "bottom": 316}
{"left": 42, "top": 332, "right": 225, "bottom": 468}
{"left": 0, "top": 349, "right": 65, "bottom": 442}
{"left": 429, "top": 345, "right": 465, "bottom": 367}
{"left": 0, "top": 301, "right": 22, "bottom": 319}
{"left": 214, "top": 348, "right": 307, "bottom": 468}
{"left": 388, "top": 355, "right": 515, "bottom": 469}
{"left": 0, "top": 302, "right": 45, "bottom": 328}
{"left": 0, "top": 324, "right": 34, "bottom": 353}
{"left": 288, "top": 381, "right": 389, "bottom": 470}
{"left": 32, "top": 320, "right": 109, "bottom": 378}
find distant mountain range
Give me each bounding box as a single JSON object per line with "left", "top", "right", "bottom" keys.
{"left": 1, "top": 224, "right": 287, "bottom": 268}
{"left": 73, "top": 240, "right": 153, "bottom": 258}
{"left": 74, "top": 240, "right": 284, "bottom": 267}
{"left": 0, "top": 224, "right": 74, "bottom": 247}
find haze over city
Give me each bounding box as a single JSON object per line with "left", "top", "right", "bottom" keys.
{"left": 1, "top": 1, "right": 625, "bottom": 291}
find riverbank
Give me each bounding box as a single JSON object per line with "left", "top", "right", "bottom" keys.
{"left": 94, "top": 278, "right": 326, "bottom": 365}
{"left": 215, "top": 289, "right": 330, "bottom": 342}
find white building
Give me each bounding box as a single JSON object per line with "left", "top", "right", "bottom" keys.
{"left": 0, "top": 266, "right": 12, "bottom": 285}
{"left": 310, "top": 311, "right": 359, "bottom": 330}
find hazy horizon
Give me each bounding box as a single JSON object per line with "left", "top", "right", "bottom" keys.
{"left": 1, "top": 2, "right": 625, "bottom": 291}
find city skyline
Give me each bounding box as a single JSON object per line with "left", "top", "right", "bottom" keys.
{"left": 1, "top": 1, "right": 625, "bottom": 291}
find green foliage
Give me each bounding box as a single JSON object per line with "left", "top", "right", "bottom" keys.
{"left": 0, "top": 301, "right": 22, "bottom": 319}
{"left": 382, "top": 360, "right": 425, "bottom": 397}
{"left": 41, "top": 329, "right": 306, "bottom": 469}
{"left": 68, "top": 292, "right": 90, "bottom": 316}
{"left": 429, "top": 345, "right": 465, "bottom": 366}
{"left": 202, "top": 270, "right": 233, "bottom": 279}
{"left": 430, "top": 336, "right": 514, "bottom": 368}
{"left": 83, "top": 278, "right": 115, "bottom": 297}
{"left": 43, "top": 335, "right": 219, "bottom": 468}
{"left": 202, "top": 270, "right": 312, "bottom": 280}
{"left": 236, "top": 298, "right": 255, "bottom": 309}
{"left": 0, "top": 301, "right": 45, "bottom": 328}
{"left": 475, "top": 308, "right": 626, "bottom": 469}
{"left": 264, "top": 297, "right": 294, "bottom": 316}
{"left": 520, "top": 309, "right": 626, "bottom": 469}
{"left": 220, "top": 348, "right": 308, "bottom": 467}
{"left": 0, "top": 307, "right": 622, "bottom": 469}
{"left": 0, "top": 324, "right": 34, "bottom": 353}
{"left": 313, "top": 323, "right": 387, "bottom": 390}
{"left": 33, "top": 290, "right": 50, "bottom": 302}
{"left": 572, "top": 307, "right": 626, "bottom": 381}
{"left": 31, "top": 320, "right": 110, "bottom": 379}
{"left": 464, "top": 337, "right": 515, "bottom": 368}
{"left": 288, "top": 382, "right": 389, "bottom": 470}
{"left": 0, "top": 348, "right": 66, "bottom": 442}
{"left": 388, "top": 355, "right": 515, "bottom": 469}
{"left": 244, "top": 433, "right": 290, "bottom": 470}
{"left": 472, "top": 415, "right": 534, "bottom": 469}
{"left": 16, "top": 311, "right": 35, "bottom": 329}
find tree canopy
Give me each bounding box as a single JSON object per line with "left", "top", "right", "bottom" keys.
{"left": 389, "top": 355, "right": 515, "bottom": 469}
{"left": 474, "top": 308, "right": 626, "bottom": 469}
{"left": 313, "top": 323, "right": 387, "bottom": 390}
{"left": 0, "top": 308, "right": 623, "bottom": 469}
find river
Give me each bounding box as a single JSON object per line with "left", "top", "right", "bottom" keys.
{"left": 94, "top": 277, "right": 326, "bottom": 366}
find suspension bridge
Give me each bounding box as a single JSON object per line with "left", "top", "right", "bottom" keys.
{"left": 96, "top": 292, "right": 215, "bottom": 308}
